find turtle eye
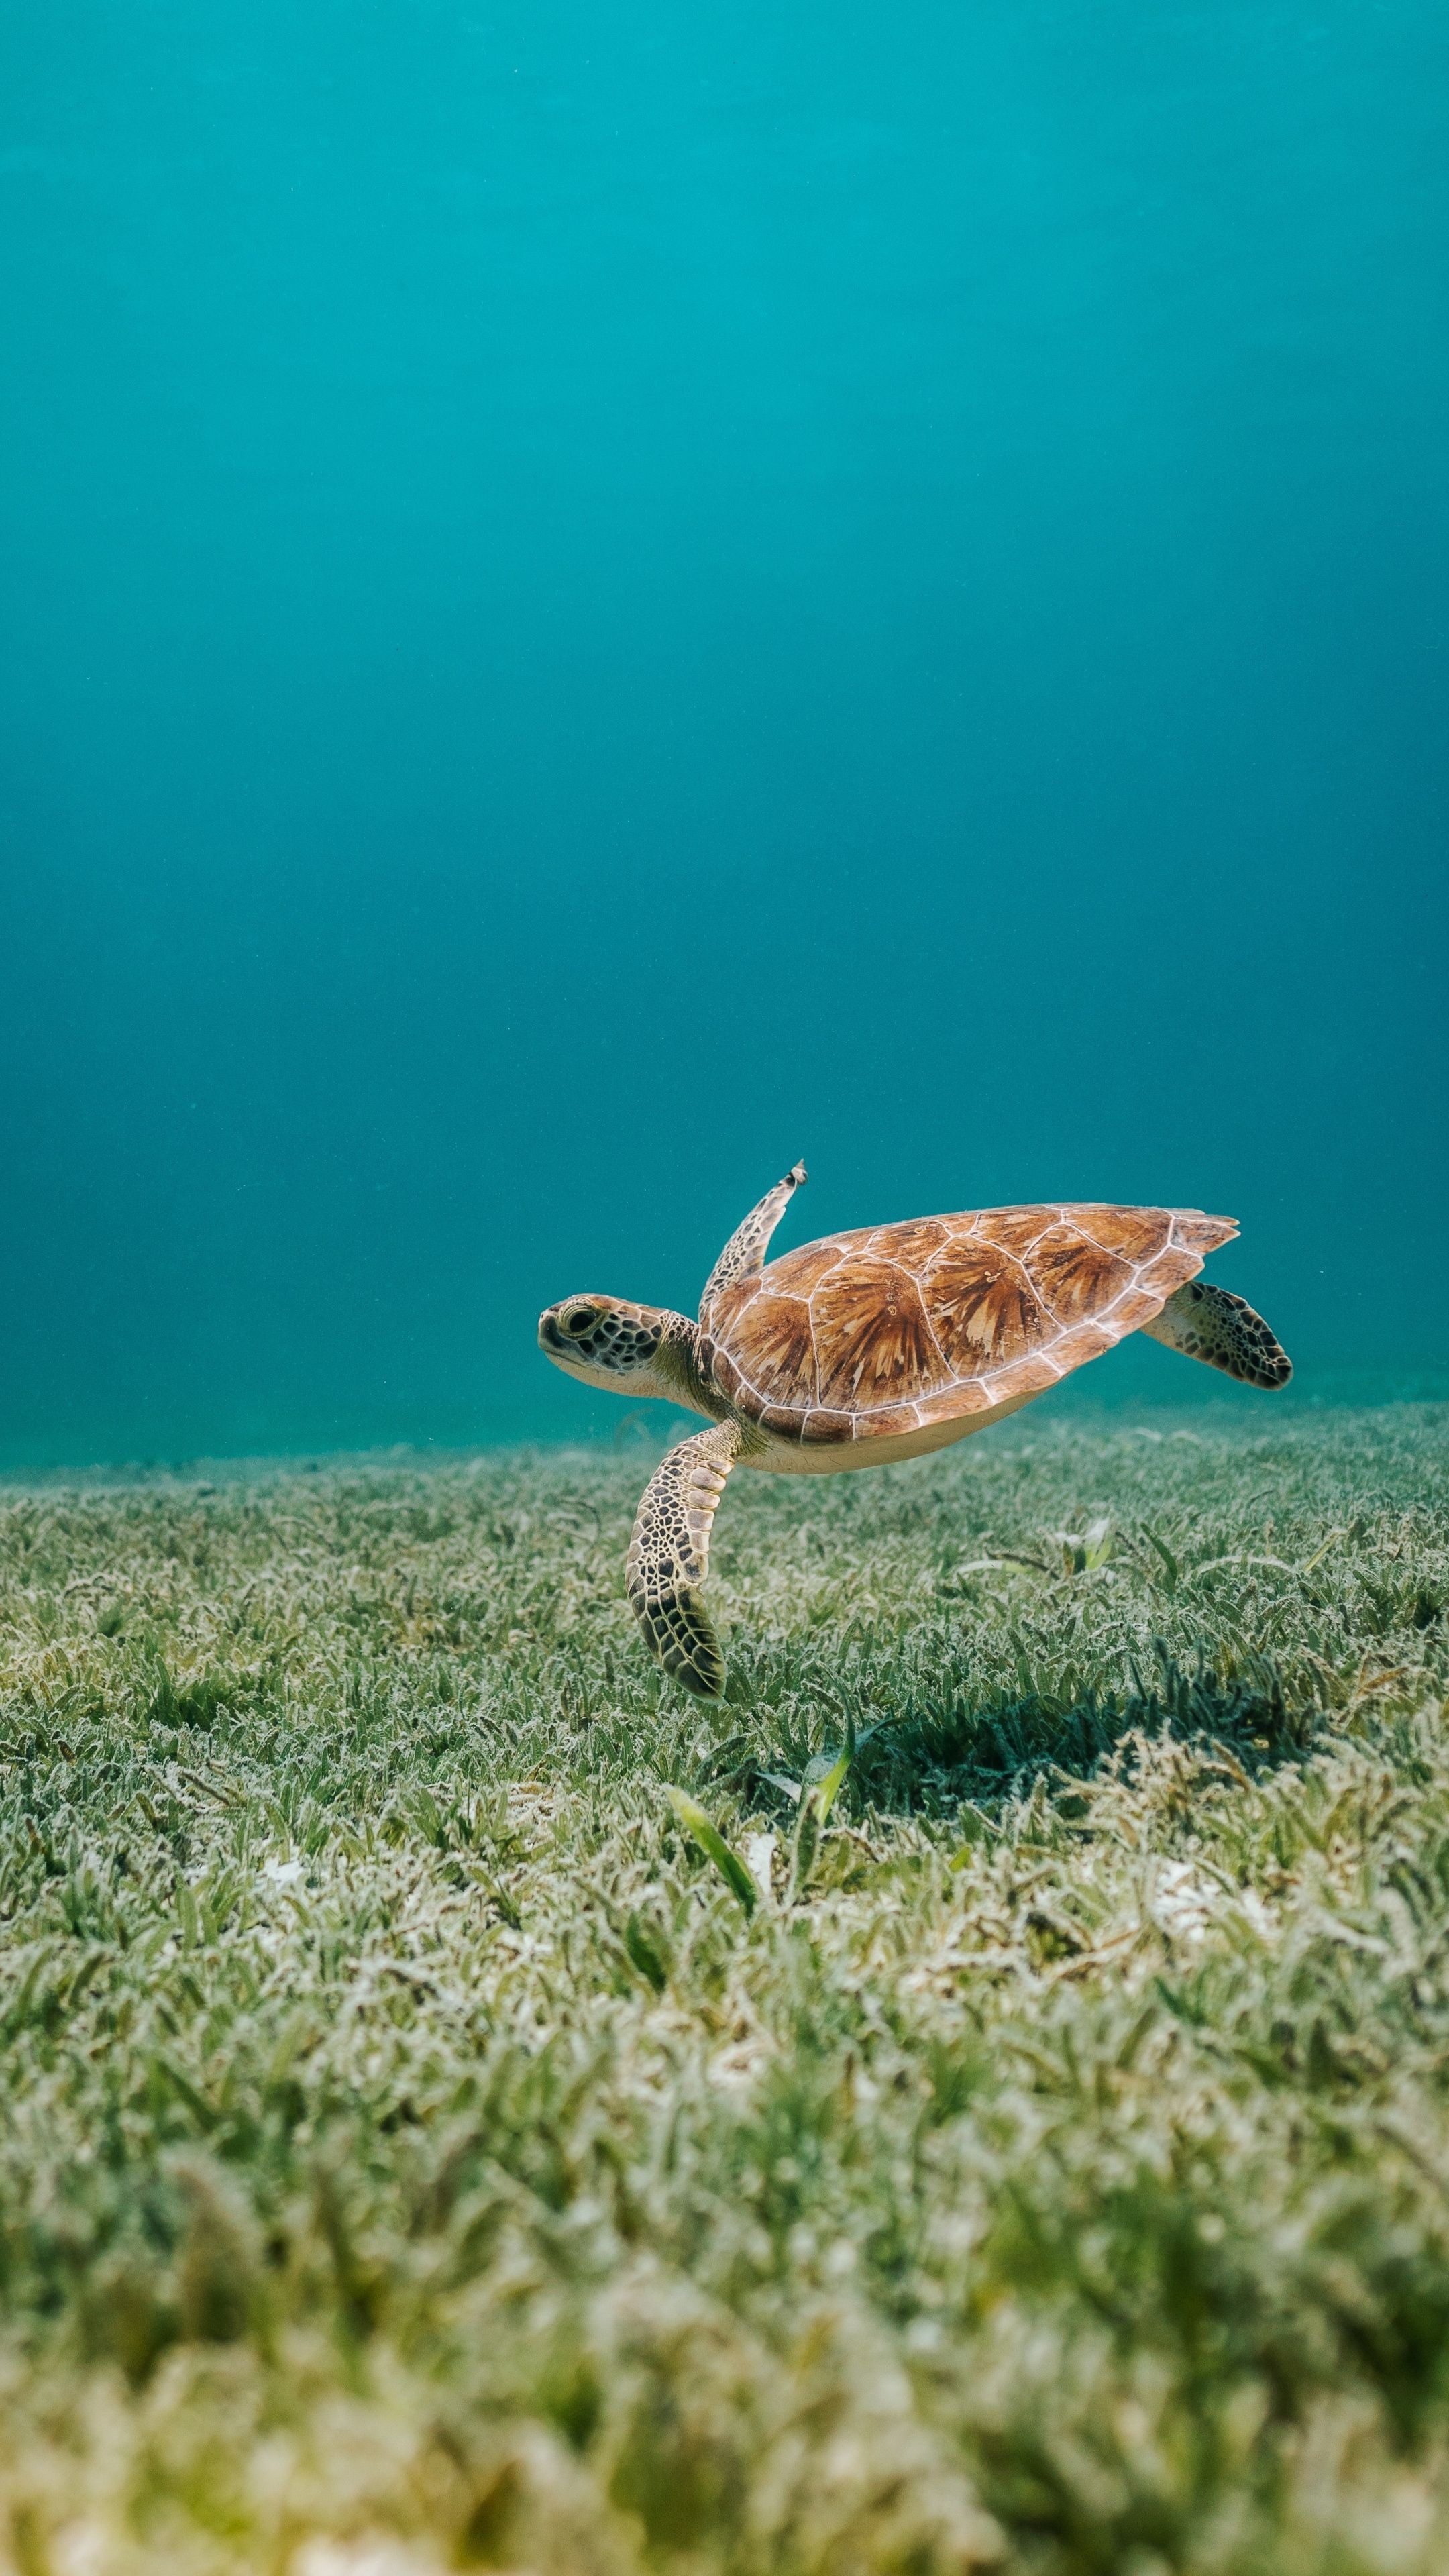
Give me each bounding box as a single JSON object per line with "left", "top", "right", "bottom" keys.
{"left": 563, "top": 1306, "right": 597, "bottom": 1338}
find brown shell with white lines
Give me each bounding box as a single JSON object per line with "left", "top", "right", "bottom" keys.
{"left": 698, "top": 1205, "right": 1237, "bottom": 1445}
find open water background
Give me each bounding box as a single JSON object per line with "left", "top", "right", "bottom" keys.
{"left": 2, "top": 1, "right": 1446, "bottom": 1468}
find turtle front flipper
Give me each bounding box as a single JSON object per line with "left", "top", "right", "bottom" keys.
{"left": 699, "top": 1163, "right": 806, "bottom": 1318}
{"left": 626, "top": 1421, "right": 744, "bottom": 1697}
{"left": 1142, "top": 1282, "right": 1292, "bottom": 1388}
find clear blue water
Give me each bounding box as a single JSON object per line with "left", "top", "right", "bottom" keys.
{"left": 1, "top": 1, "right": 1446, "bottom": 1468}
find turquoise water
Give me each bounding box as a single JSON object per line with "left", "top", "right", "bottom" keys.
{"left": 1, "top": 1, "right": 1445, "bottom": 1469}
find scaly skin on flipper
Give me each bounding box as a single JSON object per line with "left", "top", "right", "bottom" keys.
{"left": 1142, "top": 1281, "right": 1293, "bottom": 1388}
{"left": 699, "top": 1164, "right": 806, "bottom": 1319}
{"left": 625, "top": 1419, "right": 747, "bottom": 1697}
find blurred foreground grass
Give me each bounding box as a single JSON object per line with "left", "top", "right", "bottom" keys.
{"left": 2, "top": 1405, "right": 1449, "bottom": 2575}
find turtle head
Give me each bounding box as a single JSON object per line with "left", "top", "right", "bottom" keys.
{"left": 537, "top": 1295, "right": 689, "bottom": 1397}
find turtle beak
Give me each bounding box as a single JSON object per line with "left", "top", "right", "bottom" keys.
{"left": 538, "top": 1307, "right": 565, "bottom": 1354}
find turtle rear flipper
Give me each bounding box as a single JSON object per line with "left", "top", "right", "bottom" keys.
{"left": 1142, "top": 1281, "right": 1292, "bottom": 1389}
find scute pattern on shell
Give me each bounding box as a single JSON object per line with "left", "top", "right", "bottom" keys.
{"left": 699, "top": 1203, "right": 1237, "bottom": 1443}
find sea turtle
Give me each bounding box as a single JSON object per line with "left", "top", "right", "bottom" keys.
{"left": 538, "top": 1165, "right": 1291, "bottom": 1697}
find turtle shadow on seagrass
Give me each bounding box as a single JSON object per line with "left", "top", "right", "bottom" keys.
{"left": 538, "top": 1165, "right": 1292, "bottom": 1699}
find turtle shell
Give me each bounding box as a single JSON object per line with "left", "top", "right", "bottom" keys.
{"left": 698, "top": 1203, "right": 1236, "bottom": 1446}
